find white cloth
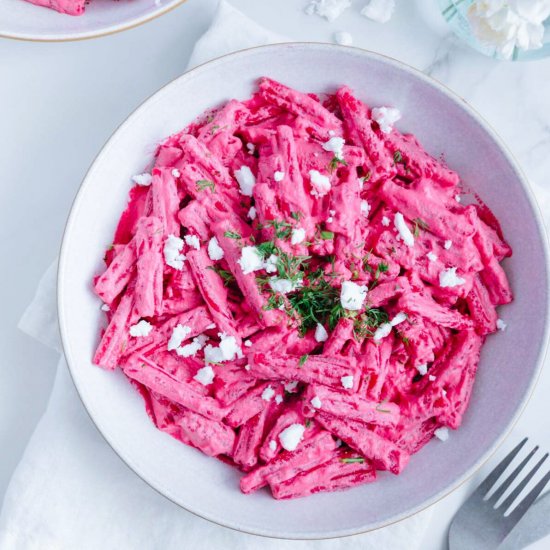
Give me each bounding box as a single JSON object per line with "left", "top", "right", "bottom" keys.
{"left": 0, "top": 2, "right": 433, "bottom": 548}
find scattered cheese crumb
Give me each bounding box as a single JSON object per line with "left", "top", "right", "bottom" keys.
{"left": 275, "top": 395, "right": 283, "bottom": 405}
{"left": 305, "top": 0, "right": 351, "bottom": 21}
{"left": 361, "top": 0, "right": 395, "bottom": 23}
{"left": 340, "top": 280, "right": 368, "bottom": 311}
{"left": 373, "top": 323, "right": 392, "bottom": 343}
{"left": 244, "top": 340, "right": 252, "bottom": 347}
{"left": 246, "top": 143, "right": 255, "bottom": 155}
{"left": 291, "top": 227, "right": 306, "bottom": 245}
{"left": 262, "top": 386, "right": 275, "bottom": 401}
{"left": 204, "top": 333, "right": 242, "bottom": 363}
{"left": 444, "top": 240, "right": 453, "bottom": 250}
{"left": 285, "top": 381, "right": 299, "bottom": 393}
{"left": 171, "top": 169, "right": 180, "bottom": 178}
{"left": 279, "top": 423, "right": 305, "bottom": 451}
{"left": 132, "top": 173, "right": 152, "bottom": 186}
{"left": 416, "top": 363, "right": 428, "bottom": 376}
{"left": 427, "top": 252, "right": 438, "bottom": 262}
{"left": 315, "top": 323, "right": 329, "bottom": 343}
{"left": 238, "top": 246, "right": 264, "bottom": 274}
{"left": 455, "top": 194, "right": 461, "bottom": 203}
{"left": 207, "top": 237, "right": 224, "bottom": 261}
{"left": 164, "top": 235, "right": 186, "bottom": 270}
{"left": 168, "top": 324, "right": 191, "bottom": 351}
{"left": 360, "top": 200, "right": 371, "bottom": 218}
{"left": 194, "top": 365, "right": 215, "bottom": 386}
{"left": 274, "top": 171, "right": 285, "bottom": 182}
{"left": 244, "top": 364, "right": 251, "bottom": 371}
{"left": 269, "top": 440, "right": 277, "bottom": 451}
{"left": 264, "top": 254, "right": 279, "bottom": 274}
{"left": 206, "top": 323, "right": 216, "bottom": 330}
{"left": 428, "top": 374, "right": 436, "bottom": 382}
{"left": 496, "top": 318, "right": 507, "bottom": 331}
{"left": 439, "top": 267, "right": 466, "bottom": 288}
{"left": 269, "top": 277, "right": 302, "bottom": 294}
{"left": 341, "top": 375, "right": 354, "bottom": 389}
{"left": 322, "top": 136, "right": 345, "bottom": 160}
{"left": 101, "top": 304, "right": 110, "bottom": 312}
{"left": 334, "top": 30, "right": 353, "bottom": 46}
{"left": 394, "top": 213, "right": 414, "bottom": 247}
{"left": 247, "top": 205, "right": 257, "bottom": 220}
{"left": 176, "top": 335, "right": 208, "bottom": 358}
{"left": 434, "top": 427, "right": 449, "bottom": 442}
{"left": 372, "top": 106, "right": 401, "bottom": 133}
{"left": 381, "top": 216, "right": 390, "bottom": 227}
{"left": 311, "top": 396, "right": 322, "bottom": 409}
{"left": 391, "top": 312, "right": 407, "bottom": 326}
{"left": 129, "top": 320, "right": 153, "bottom": 338}
{"left": 309, "top": 170, "right": 331, "bottom": 197}
{"left": 185, "top": 234, "right": 200, "bottom": 250}
{"left": 234, "top": 166, "right": 256, "bottom": 196}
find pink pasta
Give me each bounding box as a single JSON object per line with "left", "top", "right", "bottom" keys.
{"left": 92, "top": 78, "right": 513, "bottom": 499}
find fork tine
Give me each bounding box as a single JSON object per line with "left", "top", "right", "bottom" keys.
{"left": 504, "top": 467, "right": 550, "bottom": 528}
{"left": 498, "top": 453, "right": 548, "bottom": 511}
{"left": 487, "top": 446, "right": 539, "bottom": 505}
{"left": 473, "top": 438, "right": 528, "bottom": 498}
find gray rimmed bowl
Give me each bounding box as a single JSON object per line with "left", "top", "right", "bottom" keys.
{"left": 58, "top": 43, "right": 550, "bottom": 539}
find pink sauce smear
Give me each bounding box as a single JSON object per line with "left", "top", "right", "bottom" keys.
{"left": 92, "top": 78, "right": 513, "bottom": 499}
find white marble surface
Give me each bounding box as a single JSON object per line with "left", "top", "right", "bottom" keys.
{"left": 1, "top": 0, "right": 549, "bottom": 548}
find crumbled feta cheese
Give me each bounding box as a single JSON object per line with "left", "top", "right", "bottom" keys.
{"left": 341, "top": 375, "right": 354, "bottom": 389}
{"left": 129, "top": 320, "right": 153, "bottom": 338}
{"left": 428, "top": 374, "right": 436, "bottom": 382}
{"left": 248, "top": 206, "right": 257, "bottom": 220}
{"left": 203, "top": 344, "right": 224, "bottom": 364}
{"left": 218, "top": 333, "right": 243, "bottom": 361}
{"left": 194, "top": 365, "right": 215, "bottom": 386}
{"left": 496, "top": 318, "right": 507, "bottom": 331}
{"left": 455, "top": 194, "right": 461, "bottom": 203}
{"left": 244, "top": 364, "right": 251, "bottom": 371}
{"left": 416, "top": 363, "right": 428, "bottom": 376}
{"left": 263, "top": 254, "right": 279, "bottom": 274}
{"left": 168, "top": 324, "right": 191, "bottom": 351}
{"left": 340, "top": 280, "right": 368, "bottom": 311}
{"left": 285, "top": 381, "right": 299, "bottom": 393}
{"left": 334, "top": 30, "right": 353, "bottom": 46}
{"left": 132, "top": 173, "right": 152, "bottom": 186}
{"left": 238, "top": 246, "right": 264, "bottom": 274}
{"left": 206, "top": 323, "right": 216, "bottom": 330}
{"left": 372, "top": 106, "right": 401, "bottom": 134}
{"left": 309, "top": 170, "right": 331, "bottom": 197}
{"left": 322, "top": 136, "right": 345, "bottom": 160}
{"left": 427, "top": 252, "right": 438, "bottom": 262}
{"left": 184, "top": 234, "right": 200, "bottom": 250}
{"left": 207, "top": 237, "right": 224, "bottom": 261}
{"left": 171, "top": 169, "right": 180, "bottom": 178}
{"left": 176, "top": 335, "right": 208, "bottom": 358}
{"left": 360, "top": 200, "right": 370, "bottom": 217}
{"left": 269, "top": 440, "right": 277, "bottom": 451}
{"left": 164, "top": 235, "right": 186, "bottom": 270}
{"left": 439, "top": 267, "right": 466, "bottom": 288}
{"left": 279, "top": 423, "right": 305, "bottom": 451}
{"left": 244, "top": 339, "right": 252, "bottom": 347}
{"left": 291, "top": 227, "right": 306, "bottom": 245}
{"left": 394, "top": 212, "right": 414, "bottom": 247}
{"left": 274, "top": 171, "right": 285, "bottom": 182}
{"left": 101, "top": 303, "right": 110, "bottom": 312}
{"left": 444, "top": 240, "right": 453, "bottom": 250}
{"left": 381, "top": 216, "right": 390, "bottom": 227}
{"left": 275, "top": 395, "right": 283, "bottom": 405}
{"left": 305, "top": 0, "right": 351, "bottom": 21}
{"left": 330, "top": 209, "right": 336, "bottom": 216}
{"left": 373, "top": 323, "right": 392, "bottom": 343}
{"left": 391, "top": 312, "right": 407, "bottom": 327}
{"left": 315, "top": 323, "right": 329, "bottom": 343}
{"left": 361, "top": 0, "right": 395, "bottom": 23}
{"left": 262, "top": 386, "right": 275, "bottom": 401}
{"left": 310, "top": 396, "right": 322, "bottom": 409}
{"left": 234, "top": 166, "right": 256, "bottom": 196}
{"left": 246, "top": 143, "right": 255, "bottom": 155}
{"left": 434, "top": 427, "right": 449, "bottom": 442}
{"left": 269, "top": 277, "right": 302, "bottom": 294}
{"left": 327, "top": 216, "right": 334, "bottom": 223}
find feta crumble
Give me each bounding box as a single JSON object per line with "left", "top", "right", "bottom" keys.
{"left": 262, "top": 386, "right": 275, "bottom": 401}
{"left": 444, "top": 240, "right": 453, "bottom": 250}
{"left": 129, "top": 320, "right": 153, "bottom": 338}
{"left": 164, "top": 234, "right": 186, "bottom": 270}
{"left": 372, "top": 106, "right": 401, "bottom": 134}
{"left": 279, "top": 423, "right": 305, "bottom": 451}
{"left": 434, "top": 427, "right": 449, "bottom": 442}
{"left": 132, "top": 173, "right": 152, "bottom": 186}
{"left": 246, "top": 143, "right": 255, "bottom": 155}
{"left": 167, "top": 324, "right": 191, "bottom": 351}
{"left": 427, "top": 252, "right": 438, "bottom": 262}
{"left": 428, "top": 374, "right": 437, "bottom": 382}
{"left": 285, "top": 381, "right": 299, "bottom": 393}
{"left": 439, "top": 267, "right": 466, "bottom": 288}
{"left": 269, "top": 440, "right": 277, "bottom": 451}
{"left": 334, "top": 30, "right": 353, "bottom": 46}
{"left": 391, "top": 312, "right": 407, "bottom": 326}
{"left": 361, "top": 0, "right": 395, "bottom": 23}
{"left": 291, "top": 227, "right": 306, "bottom": 245}
{"left": 269, "top": 277, "right": 302, "bottom": 294}
{"left": 340, "top": 280, "right": 368, "bottom": 311}
{"left": 247, "top": 206, "right": 257, "bottom": 220}
{"left": 360, "top": 200, "right": 371, "bottom": 217}
{"left": 496, "top": 318, "right": 507, "bottom": 331}
{"left": 207, "top": 237, "right": 224, "bottom": 261}
{"left": 194, "top": 365, "right": 215, "bottom": 386}
{"left": 322, "top": 136, "right": 345, "bottom": 160}
{"left": 416, "top": 363, "right": 428, "bottom": 376}
{"left": 305, "top": 0, "right": 351, "bottom": 21}
{"left": 315, "top": 323, "right": 329, "bottom": 343}
{"left": 310, "top": 396, "right": 323, "bottom": 409}
{"left": 176, "top": 335, "right": 208, "bottom": 358}
{"left": 381, "top": 216, "right": 391, "bottom": 227}
{"left": 373, "top": 323, "right": 392, "bottom": 343}
{"left": 264, "top": 254, "right": 279, "bottom": 273}
{"left": 238, "top": 246, "right": 264, "bottom": 274}
{"left": 394, "top": 212, "right": 414, "bottom": 247}
{"left": 234, "top": 166, "right": 256, "bottom": 196}
{"left": 341, "top": 375, "right": 354, "bottom": 389}
{"left": 206, "top": 323, "right": 216, "bottom": 330}
{"left": 455, "top": 194, "right": 461, "bottom": 203}
{"left": 171, "top": 169, "right": 180, "bottom": 178}
{"left": 184, "top": 234, "right": 200, "bottom": 250}
{"left": 101, "top": 304, "right": 110, "bottom": 312}
{"left": 274, "top": 171, "right": 285, "bottom": 182}
{"left": 244, "top": 340, "right": 253, "bottom": 347}
{"left": 309, "top": 169, "right": 331, "bottom": 197}
{"left": 204, "top": 333, "right": 243, "bottom": 363}
{"left": 275, "top": 395, "right": 283, "bottom": 405}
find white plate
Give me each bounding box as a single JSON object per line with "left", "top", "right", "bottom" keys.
{"left": 0, "top": 0, "right": 186, "bottom": 41}
{"left": 58, "top": 43, "right": 550, "bottom": 539}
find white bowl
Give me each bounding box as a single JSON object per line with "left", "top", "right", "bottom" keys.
{"left": 58, "top": 43, "right": 550, "bottom": 539}
{"left": 0, "top": 0, "right": 186, "bottom": 41}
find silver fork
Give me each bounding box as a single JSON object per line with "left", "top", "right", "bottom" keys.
{"left": 449, "top": 438, "right": 550, "bottom": 550}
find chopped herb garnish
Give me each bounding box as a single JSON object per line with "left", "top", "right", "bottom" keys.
{"left": 412, "top": 218, "right": 429, "bottom": 238}
{"left": 393, "top": 150, "right": 403, "bottom": 164}
{"left": 298, "top": 354, "right": 309, "bottom": 367}
{"left": 264, "top": 219, "right": 293, "bottom": 240}
{"left": 290, "top": 211, "right": 303, "bottom": 221}
{"left": 207, "top": 266, "right": 235, "bottom": 285}
{"left": 210, "top": 124, "right": 220, "bottom": 135}
{"left": 305, "top": 419, "right": 312, "bottom": 428}
{"left": 224, "top": 230, "right": 241, "bottom": 239}
{"left": 320, "top": 230, "right": 334, "bottom": 240}
{"left": 196, "top": 179, "right": 215, "bottom": 192}
{"left": 329, "top": 156, "right": 348, "bottom": 172}
{"left": 375, "top": 404, "right": 392, "bottom": 414}
{"left": 340, "top": 457, "right": 365, "bottom": 464}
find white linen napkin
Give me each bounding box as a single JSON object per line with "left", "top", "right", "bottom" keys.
{"left": 0, "top": 2, "right": 433, "bottom": 548}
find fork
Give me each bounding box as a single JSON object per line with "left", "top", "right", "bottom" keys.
{"left": 448, "top": 438, "right": 550, "bottom": 549}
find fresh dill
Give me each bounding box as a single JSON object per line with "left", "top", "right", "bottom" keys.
{"left": 328, "top": 156, "right": 348, "bottom": 172}
{"left": 196, "top": 179, "right": 215, "bottom": 192}
{"left": 207, "top": 266, "right": 235, "bottom": 286}
{"left": 223, "top": 230, "right": 241, "bottom": 239}
{"left": 340, "top": 457, "right": 365, "bottom": 464}
{"left": 298, "top": 354, "right": 309, "bottom": 367}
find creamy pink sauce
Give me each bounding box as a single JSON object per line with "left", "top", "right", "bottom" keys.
{"left": 93, "top": 77, "right": 513, "bottom": 499}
